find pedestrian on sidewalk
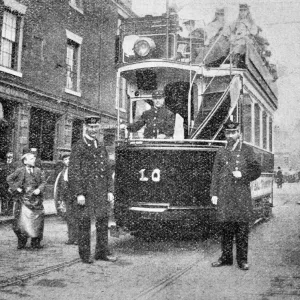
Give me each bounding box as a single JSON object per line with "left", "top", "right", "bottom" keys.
{"left": 54, "top": 152, "right": 78, "bottom": 245}
{"left": 276, "top": 166, "right": 283, "bottom": 188}
{"left": 210, "top": 120, "right": 261, "bottom": 271}
{"left": 7, "top": 152, "right": 46, "bottom": 250}
{"left": 69, "top": 115, "right": 116, "bottom": 264}
{"left": 0, "top": 151, "right": 17, "bottom": 216}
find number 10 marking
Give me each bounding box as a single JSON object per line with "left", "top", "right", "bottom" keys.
{"left": 139, "top": 168, "right": 161, "bottom": 182}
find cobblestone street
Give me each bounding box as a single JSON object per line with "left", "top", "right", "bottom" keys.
{"left": 0, "top": 183, "right": 300, "bottom": 299}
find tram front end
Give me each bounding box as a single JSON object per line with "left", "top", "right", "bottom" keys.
{"left": 114, "top": 141, "right": 221, "bottom": 234}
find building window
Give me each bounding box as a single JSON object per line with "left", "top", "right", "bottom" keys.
{"left": 65, "top": 30, "right": 82, "bottom": 96}
{"left": 262, "top": 111, "right": 267, "bottom": 149}
{"left": 69, "top": 0, "right": 83, "bottom": 14}
{"left": 254, "top": 103, "right": 260, "bottom": 147}
{"left": 269, "top": 118, "right": 273, "bottom": 152}
{"left": 29, "top": 107, "right": 58, "bottom": 161}
{"left": 0, "top": 1, "right": 27, "bottom": 77}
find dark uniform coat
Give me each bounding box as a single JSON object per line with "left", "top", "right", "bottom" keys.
{"left": 68, "top": 138, "right": 114, "bottom": 218}
{"left": 127, "top": 106, "right": 175, "bottom": 139}
{"left": 210, "top": 141, "right": 261, "bottom": 223}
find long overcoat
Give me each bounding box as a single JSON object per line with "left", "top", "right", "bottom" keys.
{"left": 210, "top": 141, "right": 261, "bottom": 222}
{"left": 68, "top": 138, "right": 113, "bottom": 218}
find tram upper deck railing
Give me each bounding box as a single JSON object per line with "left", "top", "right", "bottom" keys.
{"left": 117, "top": 13, "right": 278, "bottom": 100}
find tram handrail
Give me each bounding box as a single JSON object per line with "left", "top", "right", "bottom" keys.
{"left": 116, "top": 138, "right": 226, "bottom": 144}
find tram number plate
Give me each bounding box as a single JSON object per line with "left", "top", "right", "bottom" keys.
{"left": 139, "top": 168, "right": 161, "bottom": 182}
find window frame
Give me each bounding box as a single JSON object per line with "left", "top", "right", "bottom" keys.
{"left": 0, "top": 0, "right": 27, "bottom": 77}
{"left": 116, "top": 76, "right": 127, "bottom": 112}
{"left": 65, "top": 30, "right": 82, "bottom": 97}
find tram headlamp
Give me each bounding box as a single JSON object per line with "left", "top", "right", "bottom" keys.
{"left": 133, "top": 37, "right": 156, "bottom": 57}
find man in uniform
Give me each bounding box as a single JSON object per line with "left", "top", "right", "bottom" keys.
{"left": 210, "top": 120, "right": 261, "bottom": 270}
{"left": 69, "top": 115, "right": 116, "bottom": 264}
{"left": 126, "top": 90, "right": 175, "bottom": 139}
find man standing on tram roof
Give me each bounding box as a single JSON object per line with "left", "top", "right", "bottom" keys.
{"left": 210, "top": 120, "right": 261, "bottom": 271}
{"left": 126, "top": 90, "right": 175, "bottom": 139}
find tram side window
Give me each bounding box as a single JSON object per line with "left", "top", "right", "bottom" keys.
{"left": 131, "top": 100, "right": 152, "bottom": 139}
{"left": 254, "top": 104, "right": 260, "bottom": 147}
{"left": 242, "top": 95, "right": 252, "bottom": 143}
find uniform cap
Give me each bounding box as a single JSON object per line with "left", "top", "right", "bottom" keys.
{"left": 152, "top": 90, "right": 165, "bottom": 99}
{"left": 84, "top": 115, "right": 101, "bottom": 125}
{"left": 223, "top": 120, "right": 239, "bottom": 131}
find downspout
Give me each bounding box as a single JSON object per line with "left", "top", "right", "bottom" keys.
{"left": 98, "top": 2, "right": 104, "bottom": 114}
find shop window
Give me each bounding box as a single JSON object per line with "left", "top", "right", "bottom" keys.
{"left": 254, "top": 103, "right": 260, "bottom": 147}
{"left": 29, "top": 108, "right": 58, "bottom": 161}
{"left": 0, "top": 1, "right": 27, "bottom": 76}
{"left": 65, "top": 30, "right": 82, "bottom": 96}
{"left": 71, "top": 118, "right": 83, "bottom": 145}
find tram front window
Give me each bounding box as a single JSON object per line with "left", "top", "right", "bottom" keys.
{"left": 127, "top": 97, "right": 176, "bottom": 140}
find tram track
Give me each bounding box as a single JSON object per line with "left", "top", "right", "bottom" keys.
{"left": 0, "top": 258, "right": 81, "bottom": 289}
{"left": 0, "top": 218, "right": 269, "bottom": 293}
{"left": 132, "top": 258, "right": 200, "bottom": 300}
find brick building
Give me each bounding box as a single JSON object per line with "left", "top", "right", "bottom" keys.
{"left": 0, "top": 1, "right": 134, "bottom": 177}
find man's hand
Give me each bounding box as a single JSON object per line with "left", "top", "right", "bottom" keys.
{"left": 33, "top": 188, "right": 40, "bottom": 195}
{"left": 232, "top": 170, "right": 242, "bottom": 178}
{"left": 107, "top": 192, "right": 114, "bottom": 204}
{"left": 211, "top": 196, "right": 218, "bottom": 205}
{"left": 77, "top": 195, "right": 86, "bottom": 205}
{"left": 17, "top": 188, "right": 23, "bottom": 193}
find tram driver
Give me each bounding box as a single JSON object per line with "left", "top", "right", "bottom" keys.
{"left": 125, "top": 90, "right": 175, "bottom": 139}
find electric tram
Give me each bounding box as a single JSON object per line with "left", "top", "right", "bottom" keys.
{"left": 114, "top": 8, "right": 278, "bottom": 236}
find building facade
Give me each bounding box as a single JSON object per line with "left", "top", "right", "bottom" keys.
{"left": 0, "top": 0, "right": 134, "bottom": 162}
{"left": 0, "top": 0, "right": 135, "bottom": 198}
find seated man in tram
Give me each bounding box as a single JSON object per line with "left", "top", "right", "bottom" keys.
{"left": 126, "top": 90, "right": 175, "bottom": 139}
